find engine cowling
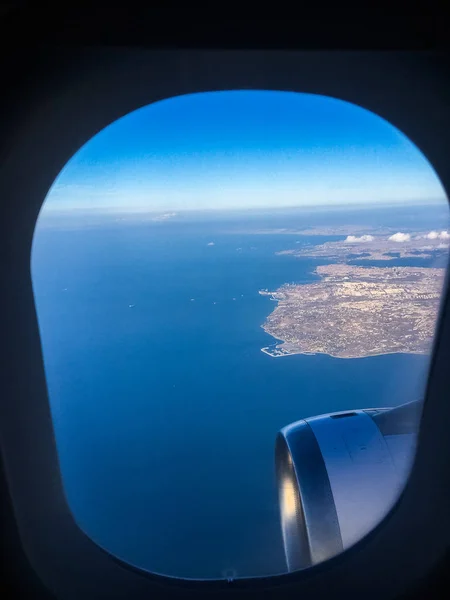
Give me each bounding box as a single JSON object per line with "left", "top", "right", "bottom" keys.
{"left": 275, "top": 401, "right": 420, "bottom": 572}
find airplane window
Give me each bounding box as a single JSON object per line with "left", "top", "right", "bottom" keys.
{"left": 30, "top": 90, "right": 449, "bottom": 580}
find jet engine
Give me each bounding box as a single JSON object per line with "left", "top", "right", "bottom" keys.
{"left": 275, "top": 401, "right": 420, "bottom": 571}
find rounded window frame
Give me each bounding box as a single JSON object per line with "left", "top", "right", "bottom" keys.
{"left": 0, "top": 48, "right": 450, "bottom": 599}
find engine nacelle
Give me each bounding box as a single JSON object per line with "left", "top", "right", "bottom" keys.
{"left": 275, "top": 401, "right": 420, "bottom": 571}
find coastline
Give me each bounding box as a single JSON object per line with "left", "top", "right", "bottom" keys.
{"left": 260, "top": 344, "right": 428, "bottom": 360}
{"left": 258, "top": 266, "right": 436, "bottom": 361}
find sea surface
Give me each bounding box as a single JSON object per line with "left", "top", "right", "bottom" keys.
{"left": 31, "top": 205, "right": 448, "bottom": 579}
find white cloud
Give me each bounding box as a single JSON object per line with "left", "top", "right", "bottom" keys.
{"left": 207, "top": 241, "right": 215, "bottom": 246}
{"left": 151, "top": 212, "right": 177, "bottom": 222}
{"left": 438, "top": 242, "right": 450, "bottom": 249}
{"left": 416, "top": 230, "right": 450, "bottom": 240}
{"left": 388, "top": 232, "right": 411, "bottom": 242}
{"left": 344, "top": 234, "right": 374, "bottom": 243}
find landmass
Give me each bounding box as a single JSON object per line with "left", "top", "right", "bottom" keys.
{"left": 259, "top": 264, "right": 445, "bottom": 359}
{"left": 229, "top": 225, "right": 395, "bottom": 236}
{"left": 276, "top": 231, "right": 450, "bottom": 262}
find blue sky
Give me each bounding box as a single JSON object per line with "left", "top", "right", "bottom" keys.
{"left": 43, "top": 90, "right": 447, "bottom": 213}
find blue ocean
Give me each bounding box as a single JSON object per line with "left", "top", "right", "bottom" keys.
{"left": 30, "top": 205, "right": 447, "bottom": 579}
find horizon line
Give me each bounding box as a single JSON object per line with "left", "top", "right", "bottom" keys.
{"left": 39, "top": 198, "right": 449, "bottom": 217}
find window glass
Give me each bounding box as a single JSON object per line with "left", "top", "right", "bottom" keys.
{"left": 31, "top": 91, "right": 449, "bottom": 579}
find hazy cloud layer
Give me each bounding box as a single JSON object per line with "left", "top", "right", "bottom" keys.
{"left": 150, "top": 212, "right": 177, "bottom": 222}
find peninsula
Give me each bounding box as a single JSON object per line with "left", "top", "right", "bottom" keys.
{"left": 260, "top": 265, "right": 445, "bottom": 359}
